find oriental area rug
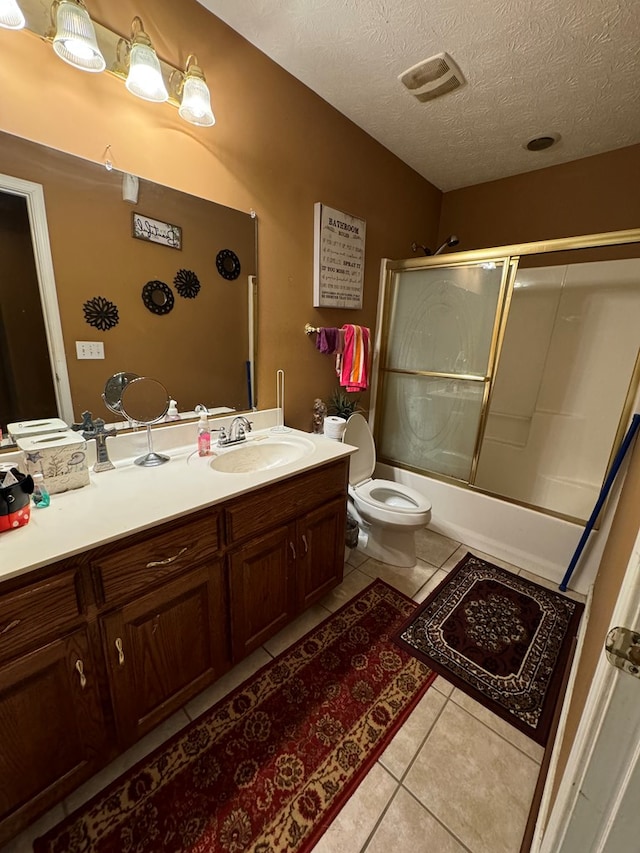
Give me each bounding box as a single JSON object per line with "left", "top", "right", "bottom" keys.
{"left": 394, "top": 552, "right": 584, "bottom": 746}
{"left": 35, "top": 580, "right": 435, "bottom": 853}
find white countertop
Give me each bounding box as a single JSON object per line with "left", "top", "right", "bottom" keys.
{"left": 0, "top": 411, "right": 355, "bottom": 585}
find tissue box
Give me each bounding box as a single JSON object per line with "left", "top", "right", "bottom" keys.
{"left": 8, "top": 417, "right": 69, "bottom": 441}
{"left": 17, "top": 430, "right": 90, "bottom": 494}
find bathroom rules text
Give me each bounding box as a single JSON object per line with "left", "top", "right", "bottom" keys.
{"left": 313, "top": 202, "right": 366, "bottom": 309}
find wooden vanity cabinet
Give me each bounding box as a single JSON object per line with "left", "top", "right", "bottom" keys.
{"left": 296, "top": 496, "right": 347, "bottom": 611}
{"left": 0, "top": 457, "right": 349, "bottom": 847}
{"left": 90, "top": 510, "right": 229, "bottom": 748}
{"left": 226, "top": 459, "right": 348, "bottom": 661}
{"left": 0, "top": 566, "right": 107, "bottom": 845}
{"left": 228, "top": 524, "right": 296, "bottom": 660}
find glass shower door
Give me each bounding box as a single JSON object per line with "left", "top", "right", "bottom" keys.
{"left": 377, "top": 261, "right": 510, "bottom": 481}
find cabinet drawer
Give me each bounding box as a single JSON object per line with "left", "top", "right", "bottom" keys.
{"left": 91, "top": 512, "right": 221, "bottom": 607}
{"left": 0, "top": 570, "right": 81, "bottom": 664}
{"left": 225, "top": 459, "right": 349, "bottom": 544}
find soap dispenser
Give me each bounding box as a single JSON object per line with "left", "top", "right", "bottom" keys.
{"left": 197, "top": 412, "right": 211, "bottom": 456}
{"left": 165, "top": 399, "right": 180, "bottom": 421}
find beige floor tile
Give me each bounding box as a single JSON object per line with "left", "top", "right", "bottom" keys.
{"left": 519, "top": 568, "right": 585, "bottom": 602}
{"left": 441, "top": 544, "right": 470, "bottom": 572}
{"left": 404, "top": 701, "right": 539, "bottom": 853}
{"left": 441, "top": 545, "right": 524, "bottom": 575}
{"left": 432, "top": 675, "right": 455, "bottom": 697}
{"left": 465, "top": 547, "right": 522, "bottom": 575}
{"left": 365, "top": 787, "right": 467, "bottom": 853}
{"left": 185, "top": 647, "right": 272, "bottom": 720}
{"left": 347, "top": 548, "right": 369, "bottom": 569}
{"left": 413, "top": 568, "right": 447, "bottom": 603}
{"left": 450, "top": 688, "right": 545, "bottom": 764}
{"left": 359, "top": 557, "right": 437, "bottom": 598}
{"left": 0, "top": 803, "right": 66, "bottom": 853}
{"left": 65, "top": 710, "right": 191, "bottom": 813}
{"left": 263, "top": 603, "right": 331, "bottom": 658}
{"left": 344, "top": 558, "right": 358, "bottom": 575}
{"left": 379, "top": 687, "right": 446, "bottom": 780}
{"left": 414, "top": 527, "right": 461, "bottom": 568}
{"left": 321, "top": 568, "right": 375, "bottom": 612}
{"left": 312, "top": 763, "right": 398, "bottom": 853}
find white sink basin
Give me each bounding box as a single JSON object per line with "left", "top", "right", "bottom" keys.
{"left": 209, "top": 435, "right": 315, "bottom": 473}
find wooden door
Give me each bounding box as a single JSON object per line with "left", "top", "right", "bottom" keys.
{"left": 297, "top": 496, "right": 346, "bottom": 611}
{"left": 101, "top": 562, "right": 228, "bottom": 747}
{"left": 0, "top": 629, "right": 106, "bottom": 845}
{"left": 228, "top": 524, "right": 295, "bottom": 661}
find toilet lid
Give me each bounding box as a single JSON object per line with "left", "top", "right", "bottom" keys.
{"left": 343, "top": 413, "right": 375, "bottom": 486}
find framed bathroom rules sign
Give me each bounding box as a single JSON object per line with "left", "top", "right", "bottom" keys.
{"left": 313, "top": 203, "right": 366, "bottom": 308}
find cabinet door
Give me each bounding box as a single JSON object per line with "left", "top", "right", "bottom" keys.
{"left": 298, "top": 496, "right": 346, "bottom": 611}
{"left": 101, "top": 562, "right": 228, "bottom": 747}
{"left": 228, "top": 524, "right": 295, "bottom": 661}
{"left": 0, "top": 629, "right": 106, "bottom": 844}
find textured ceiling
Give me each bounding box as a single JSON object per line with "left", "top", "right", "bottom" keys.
{"left": 196, "top": 0, "right": 640, "bottom": 191}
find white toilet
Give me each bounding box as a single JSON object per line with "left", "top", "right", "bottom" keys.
{"left": 343, "top": 413, "right": 432, "bottom": 568}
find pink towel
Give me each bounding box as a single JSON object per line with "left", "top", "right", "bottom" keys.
{"left": 340, "top": 324, "right": 370, "bottom": 392}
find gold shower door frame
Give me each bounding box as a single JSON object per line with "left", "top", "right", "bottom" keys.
{"left": 373, "top": 228, "right": 640, "bottom": 524}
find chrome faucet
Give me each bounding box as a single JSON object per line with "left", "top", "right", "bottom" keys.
{"left": 218, "top": 416, "right": 253, "bottom": 446}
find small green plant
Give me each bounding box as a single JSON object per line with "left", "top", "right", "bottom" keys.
{"left": 326, "top": 388, "right": 362, "bottom": 419}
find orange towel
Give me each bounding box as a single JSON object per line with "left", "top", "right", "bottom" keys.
{"left": 340, "top": 324, "right": 370, "bottom": 392}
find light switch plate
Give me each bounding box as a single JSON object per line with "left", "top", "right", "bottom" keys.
{"left": 76, "top": 341, "right": 105, "bottom": 359}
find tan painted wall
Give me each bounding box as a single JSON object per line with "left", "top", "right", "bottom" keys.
{"left": 439, "top": 144, "right": 640, "bottom": 251}
{"left": 0, "top": 0, "right": 441, "bottom": 430}
{"left": 440, "top": 146, "right": 640, "bottom": 820}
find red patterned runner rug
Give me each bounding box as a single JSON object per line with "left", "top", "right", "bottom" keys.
{"left": 35, "top": 580, "right": 435, "bottom": 853}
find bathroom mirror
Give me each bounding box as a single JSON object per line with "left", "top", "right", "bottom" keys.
{"left": 120, "top": 377, "right": 171, "bottom": 467}
{"left": 0, "top": 129, "right": 257, "bottom": 442}
{"left": 102, "top": 372, "right": 139, "bottom": 415}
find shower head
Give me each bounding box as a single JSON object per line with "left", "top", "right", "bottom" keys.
{"left": 433, "top": 235, "right": 460, "bottom": 255}
{"left": 411, "top": 241, "right": 433, "bottom": 256}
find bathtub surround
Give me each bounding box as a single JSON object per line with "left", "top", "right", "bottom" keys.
{"left": 34, "top": 580, "right": 435, "bottom": 853}
{"left": 395, "top": 553, "right": 584, "bottom": 746}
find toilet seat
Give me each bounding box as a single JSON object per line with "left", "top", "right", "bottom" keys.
{"left": 344, "top": 414, "right": 431, "bottom": 524}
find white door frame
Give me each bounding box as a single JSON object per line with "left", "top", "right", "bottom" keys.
{"left": 0, "top": 172, "right": 73, "bottom": 424}
{"left": 532, "top": 523, "right": 640, "bottom": 852}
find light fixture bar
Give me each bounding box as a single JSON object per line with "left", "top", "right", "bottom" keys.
{"left": 8, "top": 0, "right": 214, "bottom": 125}
{"left": 0, "top": 0, "right": 26, "bottom": 29}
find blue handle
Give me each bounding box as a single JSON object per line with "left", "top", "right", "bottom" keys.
{"left": 559, "top": 414, "right": 640, "bottom": 592}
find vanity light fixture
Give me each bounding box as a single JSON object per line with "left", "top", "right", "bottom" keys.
{"left": 6, "top": 1, "right": 215, "bottom": 127}
{"left": 50, "top": 0, "right": 105, "bottom": 72}
{"left": 0, "top": 0, "right": 25, "bottom": 29}
{"left": 118, "top": 16, "right": 168, "bottom": 103}
{"left": 171, "top": 55, "right": 215, "bottom": 127}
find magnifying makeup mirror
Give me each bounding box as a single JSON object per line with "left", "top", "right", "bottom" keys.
{"left": 102, "top": 372, "right": 140, "bottom": 415}
{"left": 119, "top": 377, "right": 171, "bottom": 467}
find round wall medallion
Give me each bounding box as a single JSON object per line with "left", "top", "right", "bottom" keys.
{"left": 142, "top": 280, "right": 174, "bottom": 315}
{"left": 216, "top": 249, "right": 241, "bottom": 281}
{"left": 83, "top": 295, "right": 119, "bottom": 331}
{"left": 174, "top": 268, "right": 201, "bottom": 299}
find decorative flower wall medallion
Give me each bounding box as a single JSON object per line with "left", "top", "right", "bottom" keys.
{"left": 174, "top": 268, "right": 201, "bottom": 298}
{"left": 216, "top": 248, "right": 241, "bottom": 280}
{"left": 83, "top": 296, "right": 119, "bottom": 331}
{"left": 142, "top": 280, "right": 174, "bottom": 315}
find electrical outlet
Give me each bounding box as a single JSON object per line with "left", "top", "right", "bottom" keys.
{"left": 76, "top": 341, "right": 105, "bottom": 360}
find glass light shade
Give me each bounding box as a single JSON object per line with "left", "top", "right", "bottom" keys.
{"left": 52, "top": 0, "right": 105, "bottom": 72}
{"left": 126, "top": 42, "right": 168, "bottom": 102}
{"left": 0, "top": 0, "right": 25, "bottom": 29}
{"left": 179, "top": 74, "right": 215, "bottom": 126}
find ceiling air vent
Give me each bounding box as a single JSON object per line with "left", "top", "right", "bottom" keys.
{"left": 398, "top": 52, "right": 465, "bottom": 102}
